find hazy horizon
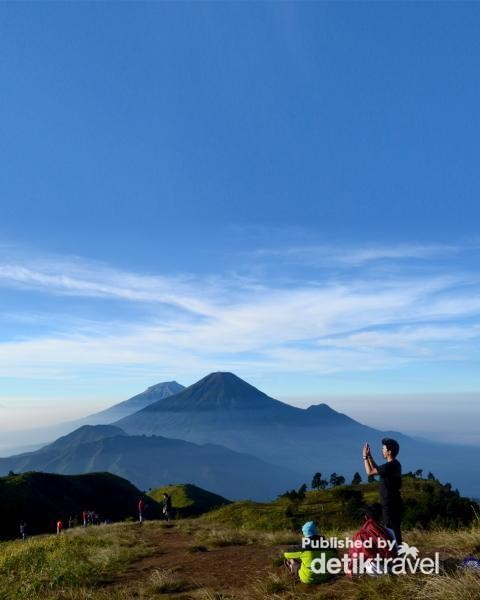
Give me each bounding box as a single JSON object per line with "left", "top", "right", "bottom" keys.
{"left": 0, "top": 381, "right": 479, "bottom": 450}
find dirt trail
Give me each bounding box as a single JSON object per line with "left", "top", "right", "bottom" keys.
{"left": 107, "top": 525, "right": 287, "bottom": 594}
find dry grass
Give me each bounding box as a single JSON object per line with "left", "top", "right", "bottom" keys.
{"left": 249, "top": 572, "right": 292, "bottom": 597}
{"left": 46, "top": 588, "right": 139, "bottom": 600}
{"left": 148, "top": 568, "right": 194, "bottom": 593}
{"left": 408, "top": 526, "right": 480, "bottom": 558}
{"left": 190, "top": 521, "right": 305, "bottom": 548}
{"left": 1, "top": 519, "right": 478, "bottom": 600}
{"left": 411, "top": 570, "right": 480, "bottom": 600}
{"left": 344, "top": 571, "right": 480, "bottom": 600}
{"left": 0, "top": 522, "right": 154, "bottom": 600}
{"left": 195, "top": 528, "right": 253, "bottom": 547}
{"left": 195, "top": 591, "right": 237, "bottom": 600}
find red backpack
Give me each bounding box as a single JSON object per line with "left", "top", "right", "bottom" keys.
{"left": 346, "top": 518, "right": 396, "bottom": 576}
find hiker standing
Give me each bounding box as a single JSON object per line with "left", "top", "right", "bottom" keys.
{"left": 138, "top": 498, "right": 144, "bottom": 524}
{"left": 56, "top": 519, "right": 64, "bottom": 535}
{"left": 162, "top": 493, "right": 172, "bottom": 522}
{"left": 19, "top": 521, "right": 27, "bottom": 541}
{"left": 82, "top": 510, "right": 88, "bottom": 528}
{"left": 363, "top": 438, "right": 403, "bottom": 545}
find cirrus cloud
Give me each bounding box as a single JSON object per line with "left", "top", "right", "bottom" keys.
{"left": 0, "top": 245, "right": 479, "bottom": 383}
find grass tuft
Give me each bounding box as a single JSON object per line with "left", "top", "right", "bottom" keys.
{"left": 148, "top": 568, "right": 193, "bottom": 593}
{"left": 196, "top": 529, "right": 251, "bottom": 547}
{"left": 196, "top": 590, "right": 237, "bottom": 600}
{"left": 249, "top": 573, "right": 291, "bottom": 598}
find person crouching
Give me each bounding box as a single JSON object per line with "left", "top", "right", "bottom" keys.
{"left": 346, "top": 503, "right": 397, "bottom": 577}
{"left": 284, "top": 521, "right": 336, "bottom": 584}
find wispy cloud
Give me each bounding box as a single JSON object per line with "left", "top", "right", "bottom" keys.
{"left": 253, "top": 242, "right": 462, "bottom": 267}
{"left": 0, "top": 245, "right": 480, "bottom": 382}
{"left": 0, "top": 260, "right": 217, "bottom": 316}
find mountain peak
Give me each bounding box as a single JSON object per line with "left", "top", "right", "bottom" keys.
{"left": 305, "top": 403, "right": 360, "bottom": 426}
{"left": 84, "top": 380, "right": 186, "bottom": 425}
{"left": 204, "top": 371, "right": 237, "bottom": 379}
{"left": 200, "top": 371, "right": 248, "bottom": 387}
{"left": 146, "top": 380, "right": 183, "bottom": 392}
{"left": 139, "top": 372, "right": 289, "bottom": 412}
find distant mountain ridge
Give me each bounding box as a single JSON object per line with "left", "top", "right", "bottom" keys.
{"left": 1, "top": 372, "right": 478, "bottom": 499}
{"left": 0, "top": 425, "right": 296, "bottom": 500}
{"left": 116, "top": 372, "right": 480, "bottom": 498}
{"left": 43, "top": 425, "right": 127, "bottom": 452}
{"left": 116, "top": 372, "right": 375, "bottom": 463}
{"left": 118, "top": 372, "right": 357, "bottom": 433}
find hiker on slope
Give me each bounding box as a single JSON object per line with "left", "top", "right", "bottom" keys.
{"left": 162, "top": 493, "right": 173, "bottom": 522}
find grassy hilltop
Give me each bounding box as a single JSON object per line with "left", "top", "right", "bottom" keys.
{"left": 0, "top": 518, "right": 478, "bottom": 600}
{"left": 199, "top": 474, "right": 476, "bottom": 533}
{"left": 0, "top": 475, "right": 478, "bottom": 599}
{"left": 149, "top": 483, "right": 231, "bottom": 517}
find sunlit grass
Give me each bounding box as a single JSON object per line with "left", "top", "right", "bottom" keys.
{"left": 0, "top": 523, "right": 153, "bottom": 600}
{"left": 0, "top": 519, "right": 478, "bottom": 599}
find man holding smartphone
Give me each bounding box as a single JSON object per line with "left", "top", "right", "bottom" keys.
{"left": 362, "top": 438, "right": 403, "bottom": 545}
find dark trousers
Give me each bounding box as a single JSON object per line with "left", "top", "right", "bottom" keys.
{"left": 383, "top": 504, "right": 402, "bottom": 546}
{"left": 285, "top": 559, "right": 301, "bottom": 579}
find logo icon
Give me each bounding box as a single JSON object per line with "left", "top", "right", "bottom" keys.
{"left": 397, "top": 543, "right": 419, "bottom": 559}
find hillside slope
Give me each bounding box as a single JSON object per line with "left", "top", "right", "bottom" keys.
{"left": 0, "top": 471, "right": 161, "bottom": 538}
{"left": 200, "top": 475, "right": 477, "bottom": 532}
{"left": 149, "top": 483, "right": 230, "bottom": 516}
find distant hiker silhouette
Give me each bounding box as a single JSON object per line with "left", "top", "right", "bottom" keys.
{"left": 162, "top": 493, "right": 172, "bottom": 522}
{"left": 19, "top": 521, "right": 27, "bottom": 541}
{"left": 56, "top": 520, "right": 64, "bottom": 535}
{"left": 138, "top": 498, "right": 145, "bottom": 523}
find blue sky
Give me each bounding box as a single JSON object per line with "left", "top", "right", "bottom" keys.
{"left": 1, "top": 2, "right": 480, "bottom": 442}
